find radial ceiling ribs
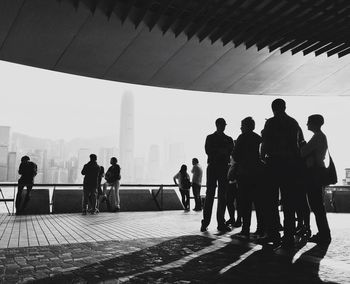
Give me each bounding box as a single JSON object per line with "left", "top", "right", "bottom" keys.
{"left": 67, "top": 0, "right": 350, "bottom": 57}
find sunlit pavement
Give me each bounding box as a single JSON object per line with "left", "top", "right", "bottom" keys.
{"left": 0, "top": 210, "right": 349, "bottom": 283}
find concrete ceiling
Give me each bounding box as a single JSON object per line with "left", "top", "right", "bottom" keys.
{"left": 1, "top": 0, "right": 350, "bottom": 96}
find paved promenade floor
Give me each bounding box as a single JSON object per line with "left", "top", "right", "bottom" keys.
{"left": 0, "top": 210, "right": 349, "bottom": 283}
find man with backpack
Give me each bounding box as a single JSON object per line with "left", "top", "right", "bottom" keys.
{"left": 102, "top": 157, "right": 121, "bottom": 212}
{"left": 16, "top": 156, "right": 37, "bottom": 214}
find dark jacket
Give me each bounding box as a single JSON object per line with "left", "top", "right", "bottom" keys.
{"left": 233, "top": 131, "right": 262, "bottom": 177}
{"left": 105, "top": 164, "right": 121, "bottom": 183}
{"left": 81, "top": 161, "right": 100, "bottom": 189}
{"left": 205, "top": 131, "right": 234, "bottom": 166}
{"left": 18, "top": 161, "right": 37, "bottom": 184}
{"left": 261, "top": 113, "right": 303, "bottom": 160}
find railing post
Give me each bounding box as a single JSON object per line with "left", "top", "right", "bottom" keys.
{"left": 13, "top": 185, "right": 16, "bottom": 216}
{"left": 160, "top": 184, "right": 163, "bottom": 211}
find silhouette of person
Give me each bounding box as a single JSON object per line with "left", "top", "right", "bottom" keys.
{"left": 260, "top": 99, "right": 304, "bottom": 248}
{"left": 173, "top": 164, "right": 191, "bottom": 211}
{"left": 226, "top": 154, "right": 242, "bottom": 228}
{"left": 301, "top": 114, "right": 331, "bottom": 245}
{"left": 102, "top": 157, "right": 121, "bottom": 212}
{"left": 201, "top": 118, "right": 234, "bottom": 232}
{"left": 233, "top": 117, "right": 264, "bottom": 237}
{"left": 191, "top": 158, "right": 203, "bottom": 211}
{"left": 95, "top": 165, "right": 104, "bottom": 213}
{"left": 81, "top": 154, "right": 100, "bottom": 215}
{"left": 15, "top": 156, "right": 37, "bottom": 214}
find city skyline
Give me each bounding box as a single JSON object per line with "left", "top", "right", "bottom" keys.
{"left": 1, "top": 61, "right": 350, "bottom": 184}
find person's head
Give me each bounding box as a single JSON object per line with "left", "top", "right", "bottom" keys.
{"left": 110, "top": 157, "right": 118, "bottom": 165}
{"left": 21, "top": 156, "right": 30, "bottom": 163}
{"left": 215, "top": 118, "right": 227, "bottom": 133}
{"left": 192, "top": 158, "right": 199, "bottom": 165}
{"left": 241, "top": 116, "right": 255, "bottom": 133}
{"left": 180, "top": 164, "right": 187, "bottom": 173}
{"left": 271, "top": 98, "right": 286, "bottom": 115}
{"left": 89, "top": 154, "right": 97, "bottom": 162}
{"left": 307, "top": 114, "right": 324, "bottom": 132}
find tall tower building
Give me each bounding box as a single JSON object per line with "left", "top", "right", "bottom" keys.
{"left": 0, "top": 126, "right": 10, "bottom": 181}
{"left": 119, "top": 91, "right": 135, "bottom": 183}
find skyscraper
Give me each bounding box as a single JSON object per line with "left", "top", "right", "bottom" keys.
{"left": 0, "top": 126, "right": 10, "bottom": 181}
{"left": 119, "top": 91, "right": 135, "bottom": 183}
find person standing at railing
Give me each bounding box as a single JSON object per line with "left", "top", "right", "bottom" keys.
{"left": 102, "top": 157, "right": 121, "bottom": 212}
{"left": 191, "top": 158, "right": 203, "bottom": 211}
{"left": 15, "top": 156, "right": 37, "bottom": 214}
{"left": 81, "top": 154, "right": 100, "bottom": 215}
{"left": 201, "top": 118, "right": 234, "bottom": 233}
{"left": 173, "top": 164, "right": 191, "bottom": 211}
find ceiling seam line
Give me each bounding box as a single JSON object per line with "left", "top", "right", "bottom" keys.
{"left": 52, "top": 13, "right": 92, "bottom": 69}
{"left": 187, "top": 44, "right": 236, "bottom": 90}
{"left": 222, "top": 49, "right": 279, "bottom": 93}
{"left": 101, "top": 25, "right": 146, "bottom": 79}
{"left": 0, "top": 0, "right": 26, "bottom": 52}
{"left": 146, "top": 39, "right": 189, "bottom": 85}
{"left": 302, "top": 59, "right": 350, "bottom": 95}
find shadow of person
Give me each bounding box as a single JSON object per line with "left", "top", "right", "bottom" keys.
{"left": 292, "top": 244, "right": 338, "bottom": 284}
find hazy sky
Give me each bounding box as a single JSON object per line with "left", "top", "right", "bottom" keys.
{"left": 1, "top": 60, "right": 350, "bottom": 181}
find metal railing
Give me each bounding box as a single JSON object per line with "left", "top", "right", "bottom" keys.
{"left": 0, "top": 183, "right": 183, "bottom": 215}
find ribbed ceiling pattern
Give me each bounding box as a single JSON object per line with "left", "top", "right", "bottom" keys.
{"left": 67, "top": 0, "right": 350, "bottom": 58}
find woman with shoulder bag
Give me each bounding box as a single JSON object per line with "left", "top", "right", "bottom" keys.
{"left": 301, "top": 114, "right": 331, "bottom": 245}
{"left": 174, "top": 164, "right": 191, "bottom": 211}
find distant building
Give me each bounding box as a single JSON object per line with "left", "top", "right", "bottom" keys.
{"left": 147, "top": 145, "right": 160, "bottom": 183}
{"left": 77, "top": 148, "right": 90, "bottom": 183}
{"left": 344, "top": 168, "right": 350, "bottom": 185}
{"left": 119, "top": 91, "right": 135, "bottom": 183}
{"left": 0, "top": 126, "right": 10, "bottom": 181}
{"left": 7, "top": 152, "right": 17, "bottom": 182}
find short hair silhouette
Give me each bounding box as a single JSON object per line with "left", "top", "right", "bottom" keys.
{"left": 271, "top": 98, "right": 286, "bottom": 113}
{"left": 89, "top": 154, "right": 97, "bottom": 161}
{"left": 308, "top": 114, "right": 324, "bottom": 127}
{"left": 110, "top": 157, "right": 118, "bottom": 164}
{"left": 21, "top": 156, "right": 30, "bottom": 162}
{"left": 215, "top": 118, "right": 227, "bottom": 127}
{"left": 241, "top": 116, "right": 255, "bottom": 131}
{"left": 192, "top": 158, "right": 199, "bottom": 164}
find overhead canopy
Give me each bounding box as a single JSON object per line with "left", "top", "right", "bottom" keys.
{"left": 1, "top": 0, "right": 350, "bottom": 96}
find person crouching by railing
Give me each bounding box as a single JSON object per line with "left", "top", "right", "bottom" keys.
{"left": 81, "top": 154, "right": 100, "bottom": 215}
{"left": 174, "top": 164, "right": 191, "bottom": 211}
{"left": 15, "top": 156, "right": 37, "bottom": 214}
{"left": 101, "top": 157, "right": 121, "bottom": 212}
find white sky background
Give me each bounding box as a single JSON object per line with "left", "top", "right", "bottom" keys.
{"left": 0, "top": 60, "right": 349, "bottom": 181}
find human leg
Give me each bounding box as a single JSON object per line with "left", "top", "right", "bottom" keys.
{"left": 15, "top": 184, "right": 24, "bottom": 213}
{"left": 21, "top": 184, "right": 33, "bottom": 211}
{"left": 217, "top": 166, "right": 229, "bottom": 230}
{"left": 179, "top": 189, "right": 187, "bottom": 209}
{"left": 192, "top": 183, "right": 201, "bottom": 210}
{"left": 201, "top": 165, "right": 217, "bottom": 230}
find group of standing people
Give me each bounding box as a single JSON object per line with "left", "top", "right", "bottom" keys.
{"left": 173, "top": 158, "right": 203, "bottom": 211}
{"left": 81, "top": 154, "right": 121, "bottom": 214}
{"left": 200, "top": 98, "right": 332, "bottom": 248}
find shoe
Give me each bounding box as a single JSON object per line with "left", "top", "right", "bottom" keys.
{"left": 225, "top": 219, "right": 234, "bottom": 227}
{"left": 257, "top": 234, "right": 281, "bottom": 246}
{"left": 308, "top": 233, "right": 331, "bottom": 245}
{"left": 233, "top": 220, "right": 242, "bottom": 228}
{"left": 90, "top": 209, "right": 99, "bottom": 215}
{"left": 239, "top": 230, "right": 250, "bottom": 238}
{"left": 217, "top": 225, "right": 232, "bottom": 232}
{"left": 252, "top": 230, "right": 265, "bottom": 237}
{"left": 82, "top": 210, "right": 87, "bottom": 215}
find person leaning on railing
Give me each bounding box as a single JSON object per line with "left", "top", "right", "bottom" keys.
{"left": 15, "top": 155, "right": 37, "bottom": 214}
{"left": 101, "top": 157, "right": 121, "bottom": 212}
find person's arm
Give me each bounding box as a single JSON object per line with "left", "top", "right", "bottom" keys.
{"left": 301, "top": 135, "right": 318, "bottom": 158}
{"left": 173, "top": 173, "right": 179, "bottom": 185}
{"left": 81, "top": 165, "right": 86, "bottom": 175}
{"left": 18, "top": 163, "right": 23, "bottom": 175}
